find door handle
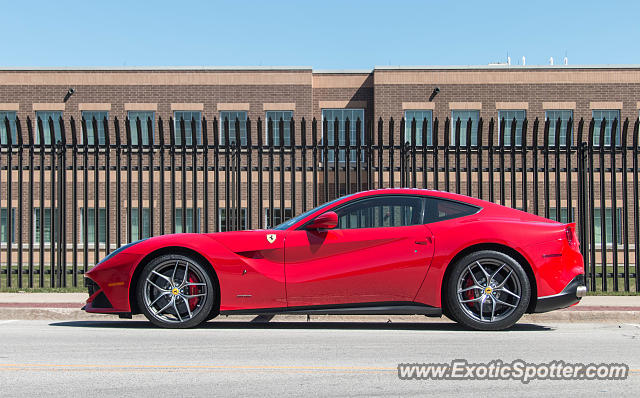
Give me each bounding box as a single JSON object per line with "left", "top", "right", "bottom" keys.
{"left": 415, "top": 237, "right": 433, "bottom": 245}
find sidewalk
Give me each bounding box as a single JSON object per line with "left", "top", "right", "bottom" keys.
{"left": 0, "top": 293, "right": 638, "bottom": 322}
{"left": 0, "top": 293, "right": 640, "bottom": 323}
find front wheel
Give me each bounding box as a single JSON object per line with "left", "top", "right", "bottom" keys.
{"left": 444, "top": 250, "right": 530, "bottom": 331}
{"left": 136, "top": 254, "right": 216, "bottom": 328}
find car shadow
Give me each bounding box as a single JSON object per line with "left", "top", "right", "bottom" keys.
{"left": 49, "top": 319, "right": 552, "bottom": 332}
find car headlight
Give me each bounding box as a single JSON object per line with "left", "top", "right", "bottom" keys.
{"left": 98, "top": 239, "right": 146, "bottom": 265}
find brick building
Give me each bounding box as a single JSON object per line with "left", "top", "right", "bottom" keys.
{"left": 0, "top": 65, "right": 639, "bottom": 279}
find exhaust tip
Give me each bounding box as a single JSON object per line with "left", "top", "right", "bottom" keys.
{"left": 576, "top": 286, "right": 587, "bottom": 298}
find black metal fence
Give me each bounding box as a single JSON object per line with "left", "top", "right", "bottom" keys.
{"left": 0, "top": 115, "right": 639, "bottom": 293}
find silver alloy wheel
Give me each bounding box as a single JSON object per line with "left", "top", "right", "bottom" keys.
{"left": 456, "top": 259, "right": 522, "bottom": 323}
{"left": 143, "top": 259, "right": 208, "bottom": 324}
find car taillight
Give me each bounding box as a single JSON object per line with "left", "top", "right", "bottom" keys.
{"left": 566, "top": 225, "right": 578, "bottom": 249}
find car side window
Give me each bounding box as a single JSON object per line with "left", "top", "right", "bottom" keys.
{"left": 334, "top": 196, "right": 424, "bottom": 229}
{"left": 423, "top": 198, "right": 478, "bottom": 223}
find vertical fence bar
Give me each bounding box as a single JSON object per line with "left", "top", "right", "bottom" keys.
{"left": 576, "top": 119, "right": 587, "bottom": 276}
{"left": 498, "top": 118, "right": 505, "bottom": 206}
{"left": 224, "top": 118, "right": 230, "bottom": 231}
{"left": 433, "top": 118, "right": 439, "bottom": 191}
{"left": 388, "top": 117, "right": 394, "bottom": 189}
{"left": 236, "top": 117, "right": 242, "bottom": 231}
{"left": 301, "top": 118, "right": 308, "bottom": 212}
{"left": 268, "top": 118, "right": 274, "bottom": 228}
{"left": 158, "top": 118, "right": 165, "bottom": 235}
{"left": 27, "top": 118, "right": 34, "bottom": 287}
{"left": 279, "top": 118, "right": 285, "bottom": 225}
{"left": 345, "top": 118, "right": 351, "bottom": 193}
{"left": 169, "top": 118, "right": 176, "bottom": 234}
{"left": 246, "top": 117, "right": 252, "bottom": 230}
{"left": 487, "top": 118, "right": 495, "bottom": 203}
{"left": 192, "top": 117, "right": 199, "bottom": 232}
{"left": 126, "top": 118, "right": 133, "bottom": 242}
{"left": 587, "top": 118, "right": 596, "bottom": 291}
{"left": 213, "top": 118, "right": 220, "bottom": 231}
{"left": 16, "top": 117, "right": 24, "bottom": 288}
{"left": 114, "top": 117, "right": 122, "bottom": 247}
{"left": 93, "top": 117, "right": 100, "bottom": 267}
{"left": 598, "top": 118, "right": 607, "bottom": 291}
{"left": 543, "top": 119, "right": 550, "bottom": 219}
{"left": 290, "top": 118, "right": 296, "bottom": 217}
{"left": 104, "top": 117, "right": 111, "bottom": 255}
{"left": 566, "top": 118, "right": 573, "bottom": 224}
{"left": 521, "top": 118, "right": 528, "bottom": 212}
{"left": 477, "top": 118, "right": 483, "bottom": 200}
{"left": 454, "top": 118, "right": 461, "bottom": 194}
{"left": 257, "top": 118, "right": 263, "bottom": 228}
{"left": 610, "top": 118, "right": 619, "bottom": 291}
{"left": 377, "top": 118, "right": 383, "bottom": 190}
{"left": 621, "top": 119, "right": 630, "bottom": 292}
{"left": 311, "top": 118, "right": 318, "bottom": 208}
{"left": 48, "top": 117, "right": 56, "bottom": 287}
{"left": 58, "top": 117, "right": 67, "bottom": 287}
{"left": 510, "top": 118, "right": 517, "bottom": 208}
{"left": 70, "top": 118, "right": 78, "bottom": 286}
{"left": 444, "top": 118, "right": 450, "bottom": 192}
{"left": 180, "top": 118, "right": 186, "bottom": 233}
{"left": 334, "top": 117, "right": 339, "bottom": 196}
{"left": 633, "top": 118, "right": 640, "bottom": 292}
{"left": 38, "top": 117, "right": 46, "bottom": 286}
{"left": 554, "top": 118, "right": 561, "bottom": 221}
{"left": 148, "top": 117, "right": 154, "bottom": 237}
{"left": 81, "top": 117, "right": 88, "bottom": 279}
{"left": 4, "top": 117, "right": 13, "bottom": 287}
{"left": 466, "top": 118, "right": 473, "bottom": 197}
{"left": 532, "top": 118, "right": 539, "bottom": 215}
{"left": 202, "top": 117, "right": 209, "bottom": 232}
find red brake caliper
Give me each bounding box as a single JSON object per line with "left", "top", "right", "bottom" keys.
{"left": 463, "top": 277, "right": 475, "bottom": 309}
{"left": 188, "top": 272, "right": 200, "bottom": 311}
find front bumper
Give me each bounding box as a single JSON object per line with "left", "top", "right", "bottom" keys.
{"left": 534, "top": 274, "right": 586, "bottom": 313}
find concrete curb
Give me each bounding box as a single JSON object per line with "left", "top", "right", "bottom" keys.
{"left": 0, "top": 307, "right": 638, "bottom": 323}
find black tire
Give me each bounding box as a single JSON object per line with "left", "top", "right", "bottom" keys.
{"left": 136, "top": 254, "right": 216, "bottom": 329}
{"left": 444, "top": 250, "right": 530, "bottom": 331}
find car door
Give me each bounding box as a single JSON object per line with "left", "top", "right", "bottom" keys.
{"left": 284, "top": 195, "right": 434, "bottom": 307}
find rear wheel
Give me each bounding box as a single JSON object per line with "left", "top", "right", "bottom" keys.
{"left": 445, "top": 250, "right": 530, "bottom": 331}
{"left": 136, "top": 254, "right": 216, "bottom": 329}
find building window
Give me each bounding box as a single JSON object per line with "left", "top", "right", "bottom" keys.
{"left": 592, "top": 110, "right": 621, "bottom": 146}
{"left": 265, "top": 110, "right": 293, "bottom": 146}
{"left": 499, "top": 110, "right": 526, "bottom": 146}
{"left": 80, "top": 208, "right": 107, "bottom": 244}
{"left": 131, "top": 208, "right": 151, "bottom": 240}
{"left": 174, "top": 111, "right": 201, "bottom": 146}
{"left": 128, "top": 111, "right": 155, "bottom": 146}
{"left": 81, "top": 111, "right": 108, "bottom": 146}
{"left": 34, "top": 208, "right": 58, "bottom": 244}
{"left": 175, "top": 208, "right": 200, "bottom": 233}
{"left": 264, "top": 207, "right": 293, "bottom": 228}
{"left": 218, "top": 208, "right": 247, "bottom": 232}
{"left": 450, "top": 110, "right": 479, "bottom": 146}
{"left": 0, "top": 208, "right": 15, "bottom": 243}
{"left": 594, "top": 208, "right": 623, "bottom": 246}
{"left": 322, "top": 108, "right": 365, "bottom": 162}
{"left": 546, "top": 110, "right": 573, "bottom": 146}
{"left": 549, "top": 207, "right": 574, "bottom": 223}
{"left": 219, "top": 111, "right": 247, "bottom": 146}
{"left": 35, "top": 111, "right": 63, "bottom": 145}
{"left": 404, "top": 110, "right": 433, "bottom": 146}
{"left": 0, "top": 111, "right": 17, "bottom": 145}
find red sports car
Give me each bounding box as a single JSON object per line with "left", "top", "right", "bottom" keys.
{"left": 84, "top": 188, "right": 586, "bottom": 330}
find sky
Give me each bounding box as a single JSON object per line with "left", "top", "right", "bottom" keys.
{"left": 1, "top": 0, "right": 639, "bottom": 69}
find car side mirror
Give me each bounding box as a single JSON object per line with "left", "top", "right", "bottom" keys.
{"left": 306, "top": 211, "right": 338, "bottom": 230}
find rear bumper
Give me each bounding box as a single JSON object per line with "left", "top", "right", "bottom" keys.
{"left": 534, "top": 274, "right": 586, "bottom": 313}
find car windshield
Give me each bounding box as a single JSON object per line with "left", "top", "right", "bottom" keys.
{"left": 272, "top": 194, "right": 353, "bottom": 230}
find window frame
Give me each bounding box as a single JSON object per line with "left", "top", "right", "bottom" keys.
{"left": 545, "top": 109, "right": 574, "bottom": 147}
{"left": 592, "top": 109, "right": 621, "bottom": 146}
{"left": 450, "top": 110, "right": 480, "bottom": 146}
{"left": 0, "top": 111, "right": 17, "bottom": 145}
{"left": 174, "top": 111, "right": 202, "bottom": 146}
{"left": 321, "top": 108, "right": 366, "bottom": 163}
{"left": 81, "top": 110, "right": 108, "bottom": 146}
{"left": 219, "top": 111, "right": 248, "bottom": 146}
{"left": 404, "top": 109, "right": 433, "bottom": 147}
{"left": 265, "top": 110, "right": 294, "bottom": 147}
{"left": 35, "top": 111, "right": 63, "bottom": 146}
{"left": 498, "top": 109, "right": 526, "bottom": 147}
{"left": 127, "top": 111, "right": 155, "bottom": 146}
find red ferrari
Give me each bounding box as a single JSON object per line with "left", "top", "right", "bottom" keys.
{"left": 84, "top": 188, "right": 586, "bottom": 330}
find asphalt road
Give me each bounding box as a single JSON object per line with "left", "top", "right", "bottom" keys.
{"left": 0, "top": 317, "right": 639, "bottom": 397}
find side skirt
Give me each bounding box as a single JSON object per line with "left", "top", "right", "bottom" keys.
{"left": 220, "top": 301, "right": 442, "bottom": 317}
